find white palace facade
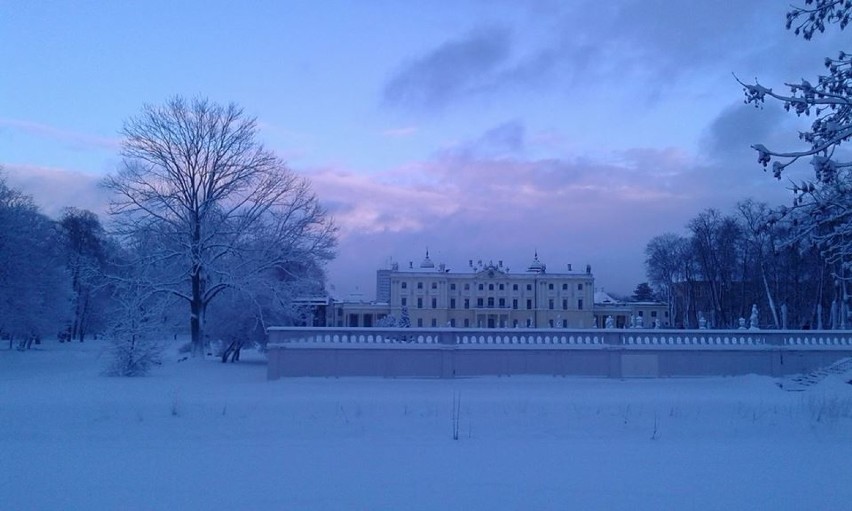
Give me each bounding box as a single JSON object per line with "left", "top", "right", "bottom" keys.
{"left": 328, "top": 252, "right": 669, "bottom": 330}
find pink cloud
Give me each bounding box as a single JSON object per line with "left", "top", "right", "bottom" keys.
{"left": 313, "top": 143, "right": 795, "bottom": 298}
{"left": 381, "top": 126, "right": 418, "bottom": 138}
{"left": 309, "top": 148, "right": 713, "bottom": 298}
{"left": 0, "top": 118, "right": 120, "bottom": 151}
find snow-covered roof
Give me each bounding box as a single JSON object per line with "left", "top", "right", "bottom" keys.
{"left": 594, "top": 291, "right": 620, "bottom": 305}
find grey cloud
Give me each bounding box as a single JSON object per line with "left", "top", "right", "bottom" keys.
{"left": 380, "top": 0, "right": 836, "bottom": 112}
{"left": 701, "top": 102, "right": 783, "bottom": 161}
{"left": 699, "top": 100, "right": 810, "bottom": 176}
{"left": 3, "top": 165, "right": 111, "bottom": 218}
{"left": 382, "top": 27, "right": 512, "bottom": 110}
{"left": 476, "top": 120, "right": 526, "bottom": 155}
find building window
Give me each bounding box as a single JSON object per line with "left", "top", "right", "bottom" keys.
{"left": 417, "top": 297, "right": 423, "bottom": 308}
{"left": 401, "top": 297, "right": 407, "bottom": 307}
{"left": 526, "top": 299, "right": 532, "bottom": 309}
{"left": 562, "top": 283, "right": 568, "bottom": 290}
{"left": 499, "top": 298, "right": 505, "bottom": 308}
{"left": 548, "top": 283, "right": 554, "bottom": 290}
{"left": 563, "top": 299, "right": 568, "bottom": 310}
{"left": 548, "top": 319, "right": 554, "bottom": 327}
{"left": 431, "top": 282, "right": 437, "bottom": 290}
{"left": 417, "top": 282, "right": 423, "bottom": 289}
{"left": 401, "top": 282, "right": 407, "bottom": 289}
{"left": 464, "top": 298, "right": 470, "bottom": 309}
{"left": 512, "top": 299, "right": 518, "bottom": 309}
{"left": 464, "top": 318, "right": 470, "bottom": 327}
{"left": 638, "top": 310, "right": 644, "bottom": 317}
{"left": 562, "top": 319, "right": 568, "bottom": 328}
{"left": 578, "top": 283, "right": 583, "bottom": 290}
{"left": 549, "top": 299, "right": 554, "bottom": 310}
{"left": 431, "top": 297, "right": 437, "bottom": 308}
{"left": 477, "top": 298, "right": 484, "bottom": 307}
{"left": 526, "top": 284, "right": 532, "bottom": 291}
{"left": 450, "top": 298, "right": 456, "bottom": 309}
{"left": 578, "top": 299, "right": 583, "bottom": 310}
{"left": 489, "top": 284, "right": 494, "bottom": 291}
{"left": 450, "top": 319, "right": 456, "bottom": 327}
{"left": 464, "top": 283, "right": 470, "bottom": 290}
{"left": 417, "top": 318, "right": 423, "bottom": 327}
{"left": 487, "top": 297, "right": 494, "bottom": 307}
{"left": 513, "top": 284, "right": 518, "bottom": 291}
{"left": 651, "top": 311, "right": 657, "bottom": 317}
{"left": 499, "top": 284, "right": 504, "bottom": 291}
{"left": 431, "top": 318, "right": 437, "bottom": 327}
{"left": 450, "top": 283, "right": 456, "bottom": 291}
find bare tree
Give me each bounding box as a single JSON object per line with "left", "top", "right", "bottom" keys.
{"left": 689, "top": 209, "right": 742, "bottom": 328}
{"left": 105, "top": 97, "right": 336, "bottom": 356}
{"left": 736, "top": 199, "right": 781, "bottom": 328}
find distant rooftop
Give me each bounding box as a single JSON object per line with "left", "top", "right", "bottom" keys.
{"left": 386, "top": 251, "right": 591, "bottom": 276}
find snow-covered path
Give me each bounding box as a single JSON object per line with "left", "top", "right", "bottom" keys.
{"left": 2, "top": 341, "right": 851, "bottom": 510}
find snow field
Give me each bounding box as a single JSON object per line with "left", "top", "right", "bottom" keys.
{"left": 1, "top": 341, "right": 851, "bottom": 510}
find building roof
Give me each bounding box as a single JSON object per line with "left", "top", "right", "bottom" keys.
{"left": 594, "top": 290, "right": 620, "bottom": 305}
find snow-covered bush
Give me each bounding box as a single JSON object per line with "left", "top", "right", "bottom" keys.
{"left": 105, "top": 335, "right": 163, "bottom": 377}
{"left": 102, "top": 272, "right": 174, "bottom": 376}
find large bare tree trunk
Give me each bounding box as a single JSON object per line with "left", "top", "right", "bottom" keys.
{"left": 191, "top": 269, "right": 204, "bottom": 356}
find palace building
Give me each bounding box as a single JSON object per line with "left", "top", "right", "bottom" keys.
{"left": 328, "top": 252, "right": 669, "bottom": 329}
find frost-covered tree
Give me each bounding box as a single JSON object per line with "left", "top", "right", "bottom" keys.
{"left": 398, "top": 306, "right": 411, "bottom": 329}
{"left": 645, "top": 233, "right": 684, "bottom": 324}
{"left": 105, "top": 97, "right": 337, "bottom": 356}
{"left": 0, "top": 172, "right": 72, "bottom": 348}
{"left": 740, "top": 1, "right": 852, "bottom": 326}
{"left": 205, "top": 259, "right": 328, "bottom": 362}
{"left": 59, "top": 208, "right": 112, "bottom": 342}
{"left": 103, "top": 276, "right": 172, "bottom": 376}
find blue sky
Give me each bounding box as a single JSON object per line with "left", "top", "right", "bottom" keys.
{"left": 0, "top": 0, "right": 842, "bottom": 297}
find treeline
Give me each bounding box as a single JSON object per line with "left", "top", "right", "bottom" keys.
{"left": 0, "top": 176, "right": 109, "bottom": 347}
{"left": 0, "top": 171, "right": 330, "bottom": 352}
{"left": 645, "top": 199, "right": 847, "bottom": 330}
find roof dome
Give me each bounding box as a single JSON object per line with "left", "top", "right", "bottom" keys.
{"left": 526, "top": 251, "right": 545, "bottom": 273}
{"left": 420, "top": 249, "right": 435, "bottom": 269}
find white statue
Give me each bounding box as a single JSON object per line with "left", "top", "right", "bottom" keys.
{"left": 749, "top": 304, "right": 759, "bottom": 330}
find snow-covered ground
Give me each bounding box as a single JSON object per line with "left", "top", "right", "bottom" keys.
{"left": 2, "top": 340, "right": 851, "bottom": 510}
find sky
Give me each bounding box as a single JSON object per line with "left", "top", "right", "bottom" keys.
{"left": 0, "top": 0, "right": 843, "bottom": 298}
